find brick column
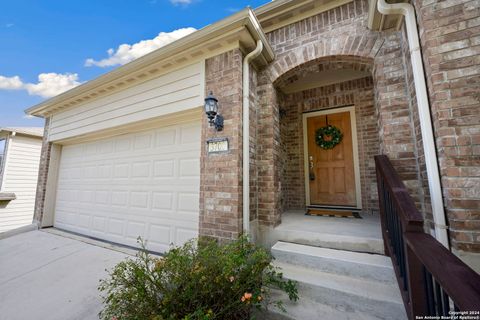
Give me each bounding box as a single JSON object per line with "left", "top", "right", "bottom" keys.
{"left": 256, "top": 81, "right": 282, "bottom": 227}
{"left": 199, "top": 49, "right": 244, "bottom": 241}
{"left": 33, "top": 117, "right": 52, "bottom": 226}
{"left": 374, "top": 32, "right": 424, "bottom": 207}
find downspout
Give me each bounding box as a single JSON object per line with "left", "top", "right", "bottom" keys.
{"left": 377, "top": 0, "right": 450, "bottom": 248}
{"left": 243, "top": 40, "right": 263, "bottom": 237}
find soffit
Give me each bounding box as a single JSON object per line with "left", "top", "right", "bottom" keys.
{"left": 0, "top": 127, "right": 44, "bottom": 138}
{"left": 279, "top": 69, "right": 371, "bottom": 94}
{"left": 255, "top": 0, "right": 353, "bottom": 33}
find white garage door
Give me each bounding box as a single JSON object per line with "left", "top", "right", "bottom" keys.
{"left": 54, "top": 121, "right": 201, "bottom": 253}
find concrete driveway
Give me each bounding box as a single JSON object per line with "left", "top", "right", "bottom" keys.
{"left": 0, "top": 230, "right": 131, "bottom": 320}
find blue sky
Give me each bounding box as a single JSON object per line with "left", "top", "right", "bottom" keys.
{"left": 0, "top": 0, "right": 268, "bottom": 128}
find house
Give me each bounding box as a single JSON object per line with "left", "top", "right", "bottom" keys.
{"left": 25, "top": 0, "right": 480, "bottom": 318}
{"left": 0, "top": 127, "right": 43, "bottom": 233}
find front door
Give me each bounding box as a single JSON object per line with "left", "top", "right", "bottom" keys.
{"left": 305, "top": 109, "right": 357, "bottom": 207}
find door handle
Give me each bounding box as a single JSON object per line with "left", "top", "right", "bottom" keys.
{"left": 309, "top": 156, "right": 315, "bottom": 180}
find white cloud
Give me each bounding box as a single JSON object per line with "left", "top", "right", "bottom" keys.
{"left": 0, "top": 75, "right": 23, "bottom": 90}
{"left": 0, "top": 73, "right": 81, "bottom": 98}
{"left": 85, "top": 27, "right": 196, "bottom": 68}
{"left": 5, "top": 23, "right": 14, "bottom": 28}
{"left": 24, "top": 73, "right": 81, "bottom": 98}
{"left": 170, "top": 0, "right": 193, "bottom": 5}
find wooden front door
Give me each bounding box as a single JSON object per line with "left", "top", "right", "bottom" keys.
{"left": 306, "top": 110, "right": 356, "bottom": 207}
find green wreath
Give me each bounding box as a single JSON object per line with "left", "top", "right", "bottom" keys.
{"left": 315, "top": 125, "right": 343, "bottom": 150}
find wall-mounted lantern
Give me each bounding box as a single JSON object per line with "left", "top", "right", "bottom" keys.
{"left": 204, "top": 91, "right": 223, "bottom": 131}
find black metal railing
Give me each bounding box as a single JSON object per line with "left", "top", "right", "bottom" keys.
{"left": 375, "top": 155, "right": 480, "bottom": 319}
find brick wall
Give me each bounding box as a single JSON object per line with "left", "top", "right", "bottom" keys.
{"left": 279, "top": 76, "right": 379, "bottom": 213}
{"left": 410, "top": 0, "right": 480, "bottom": 258}
{"left": 249, "top": 67, "right": 259, "bottom": 223}
{"left": 256, "top": 81, "right": 283, "bottom": 227}
{"left": 373, "top": 31, "right": 425, "bottom": 208}
{"left": 199, "top": 49, "right": 244, "bottom": 241}
{"left": 400, "top": 25, "right": 433, "bottom": 228}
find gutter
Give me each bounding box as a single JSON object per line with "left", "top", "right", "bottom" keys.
{"left": 243, "top": 40, "right": 263, "bottom": 237}
{"left": 377, "top": 0, "right": 450, "bottom": 249}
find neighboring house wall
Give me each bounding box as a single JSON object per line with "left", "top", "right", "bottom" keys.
{"left": 0, "top": 134, "right": 42, "bottom": 232}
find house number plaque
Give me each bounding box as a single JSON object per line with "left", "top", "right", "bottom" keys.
{"left": 207, "top": 138, "right": 229, "bottom": 153}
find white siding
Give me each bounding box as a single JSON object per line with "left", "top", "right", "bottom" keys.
{"left": 0, "top": 135, "right": 42, "bottom": 233}
{"left": 49, "top": 61, "right": 205, "bottom": 142}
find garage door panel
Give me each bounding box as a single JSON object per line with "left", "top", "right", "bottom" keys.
{"left": 54, "top": 121, "right": 201, "bottom": 252}
{"left": 176, "top": 228, "right": 198, "bottom": 245}
{"left": 152, "top": 192, "right": 174, "bottom": 210}
{"left": 126, "top": 221, "right": 146, "bottom": 240}
{"left": 92, "top": 216, "right": 107, "bottom": 232}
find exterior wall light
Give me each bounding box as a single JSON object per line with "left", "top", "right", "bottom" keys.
{"left": 204, "top": 91, "right": 223, "bottom": 131}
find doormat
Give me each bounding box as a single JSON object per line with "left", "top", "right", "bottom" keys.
{"left": 306, "top": 209, "right": 361, "bottom": 219}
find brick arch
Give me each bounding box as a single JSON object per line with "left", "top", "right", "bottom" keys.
{"left": 266, "top": 33, "right": 382, "bottom": 84}
{"left": 273, "top": 55, "right": 374, "bottom": 89}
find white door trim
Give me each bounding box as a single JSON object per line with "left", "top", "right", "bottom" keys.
{"left": 302, "top": 106, "right": 362, "bottom": 209}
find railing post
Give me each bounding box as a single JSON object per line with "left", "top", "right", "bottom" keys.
{"left": 404, "top": 235, "right": 429, "bottom": 319}
{"left": 375, "top": 156, "right": 390, "bottom": 256}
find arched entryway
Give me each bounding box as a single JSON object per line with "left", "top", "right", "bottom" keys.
{"left": 274, "top": 56, "right": 379, "bottom": 217}
{"left": 254, "top": 55, "right": 385, "bottom": 252}
{"left": 253, "top": 18, "right": 425, "bottom": 252}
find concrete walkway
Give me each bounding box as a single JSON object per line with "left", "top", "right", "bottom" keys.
{"left": 0, "top": 230, "right": 131, "bottom": 320}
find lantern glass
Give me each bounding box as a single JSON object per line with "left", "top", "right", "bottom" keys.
{"left": 205, "top": 99, "right": 217, "bottom": 114}
{"left": 204, "top": 91, "right": 218, "bottom": 124}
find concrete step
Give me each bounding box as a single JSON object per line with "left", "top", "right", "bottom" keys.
{"left": 273, "top": 261, "right": 407, "bottom": 320}
{"left": 263, "top": 289, "right": 391, "bottom": 320}
{"left": 272, "top": 241, "right": 396, "bottom": 283}
{"left": 265, "top": 227, "right": 385, "bottom": 254}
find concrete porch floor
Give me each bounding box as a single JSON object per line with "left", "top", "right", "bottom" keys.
{"left": 262, "top": 210, "right": 385, "bottom": 255}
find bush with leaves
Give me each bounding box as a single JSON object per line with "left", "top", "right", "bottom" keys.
{"left": 99, "top": 236, "right": 298, "bottom": 320}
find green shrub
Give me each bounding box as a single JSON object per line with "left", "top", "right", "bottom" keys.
{"left": 99, "top": 236, "right": 298, "bottom": 320}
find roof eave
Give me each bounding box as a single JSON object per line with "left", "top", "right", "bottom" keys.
{"left": 0, "top": 128, "right": 44, "bottom": 138}
{"left": 25, "top": 8, "right": 273, "bottom": 118}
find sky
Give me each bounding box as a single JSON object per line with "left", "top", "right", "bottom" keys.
{"left": 0, "top": 0, "right": 269, "bottom": 128}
